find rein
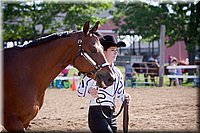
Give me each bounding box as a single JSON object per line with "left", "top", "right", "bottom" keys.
{"left": 73, "top": 33, "right": 110, "bottom": 75}
{"left": 96, "top": 93, "right": 129, "bottom": 133}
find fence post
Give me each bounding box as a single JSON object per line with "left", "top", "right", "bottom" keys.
{"left": 159, "top": 25, "right": 166, "bottom": 87}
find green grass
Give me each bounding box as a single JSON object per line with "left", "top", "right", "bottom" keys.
{"left": 68, "top": 68, "right": 79, "bottom": 76}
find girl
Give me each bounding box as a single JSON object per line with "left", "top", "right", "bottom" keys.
{"left": 77, "top": 35, "right": 131, "bottom": 133}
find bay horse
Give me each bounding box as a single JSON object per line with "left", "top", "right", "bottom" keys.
{"left": 145, "top": 61, "right": 159, "bottom": 86}
{"left": 132, "top": 60, "right": 159, "bottom": 86}
{"left": 3, "top": 21, "right": 115, "bottom": 132}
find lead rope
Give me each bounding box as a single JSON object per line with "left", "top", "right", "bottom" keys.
{"left": 95, "top": 92, "right": 127, "bottom": 118}
{"left": 96, "top": 94, "right": 129, "bottom": 133}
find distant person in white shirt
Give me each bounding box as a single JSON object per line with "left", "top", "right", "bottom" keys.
{"left": 169, "top": 57, "right": 179, "bottom": 86}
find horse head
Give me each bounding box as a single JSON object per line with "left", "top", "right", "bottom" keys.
{"left": 73, "top": 21, "right": 115, "bottom": 88}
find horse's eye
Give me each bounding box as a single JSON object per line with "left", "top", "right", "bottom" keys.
{"left": 91, "top": 48, "right": 97, "bottom": 53}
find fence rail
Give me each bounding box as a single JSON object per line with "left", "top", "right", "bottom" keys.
{"left": 55, "top": 76, "right": 80, "bottom": 80}
{"left": 167, "top": 65, "right": 199, "bottom": 69}
{"left": 166, "top": 65, "right": 199, "bottom": 79}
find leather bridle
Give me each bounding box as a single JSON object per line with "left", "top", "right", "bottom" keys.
{"left": 73, "top": 33, "right": 110, "bottom": 76}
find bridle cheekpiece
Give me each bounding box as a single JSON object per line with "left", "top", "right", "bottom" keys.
{"left": 73, "top": 33, "right": 110, "bottom": 75}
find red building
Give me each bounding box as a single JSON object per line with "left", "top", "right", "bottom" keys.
{"left": 165, "top": 41, "right": 188, "bottom": 63}
{"left": 98, "top": 19, "right": 188, "bottom": 63}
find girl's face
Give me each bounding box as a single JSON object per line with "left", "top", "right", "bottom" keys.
{"left": 104, "top": 46, "right": 119, "bottom": 64}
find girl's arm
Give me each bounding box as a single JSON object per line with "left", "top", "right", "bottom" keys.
{"left": 116, "top": 70, "right": 126, "bottom": 102}
{"left": 116, "top": 70, "right": 131, "bottom": 103}
{"left": 77, "top": 76, "right": 96, "bottom": 97}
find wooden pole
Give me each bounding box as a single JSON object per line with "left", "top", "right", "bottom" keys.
{"left": 159, "top": 25, "right": 166, "bottom": 87}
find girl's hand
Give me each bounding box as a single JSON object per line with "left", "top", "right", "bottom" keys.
{"left": 88, "top": 87, "right": 99, "bottom": 98}
{"left": 125, "top": 94, "right": 131, "bottom": 103}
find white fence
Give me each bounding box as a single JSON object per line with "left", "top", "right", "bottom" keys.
{"left": 55, "top": 76, "right": 80, "bottom": 80}
{"left": 166, "top": 65, "right": 199, "bottom": 79}
{"left": 125, "top": 64, "right": 199, "bottom": 87}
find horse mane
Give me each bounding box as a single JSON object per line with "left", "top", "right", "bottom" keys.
{"left": 11, "top": 30, "right": 101, "bottom": 49}
{"left": 22, "top": 31, "right": 72, "bottom": 48}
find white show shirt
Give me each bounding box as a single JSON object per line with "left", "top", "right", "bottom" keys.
{"left": 77, "top": 65, "right": 126, "bottom": 106}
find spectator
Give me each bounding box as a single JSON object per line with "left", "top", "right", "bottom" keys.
{"left": 194, "top": 62, "right": 200, "bottom": 87}
{"left": 125, "top": 62, "right": 133, "bottom": 87}
{"left": 125, "top": 62, "right": 138, "bottom": 88}
{"left": 168, "top": 57, "right": 179, "bottom": 86}
{"left": 176, "top": 62, "right": 183, "bottom": 85}
{"left": 168, "top": 55, "right": 173, "bottom": 65}
{"left": 131, "top": 69, "right": 137, "bottom": 88}
{"left": 61, "top": 68, "right": 69, "bottom": 76}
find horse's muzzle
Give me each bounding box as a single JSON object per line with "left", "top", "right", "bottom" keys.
{"left": 95, "top": 72, "right": 115, "bottom": 89}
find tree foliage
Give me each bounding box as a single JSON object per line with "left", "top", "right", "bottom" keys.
{"left": 3, "top": 1, "right": 112, "bottom": 45}
{"left": 111, "top": 2, "right": 199, "bottom": 64}
{"left": 112, "top": 3, "right": 168, "bottom": 42}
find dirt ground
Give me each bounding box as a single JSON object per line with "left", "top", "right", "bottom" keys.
{"left": 24, "top": 86, "right": 198, "bottom": 132}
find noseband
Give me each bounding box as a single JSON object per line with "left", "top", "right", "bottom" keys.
{"left": 73, "top": 33, "right": 110, "bottom": 75}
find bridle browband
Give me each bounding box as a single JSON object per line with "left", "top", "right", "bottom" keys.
{"left": 72, "top": 32, "right": 110, "bottom": 75}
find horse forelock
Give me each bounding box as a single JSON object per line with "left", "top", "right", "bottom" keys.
{"left": 89, "top": 31, "right": 102, "bottom": 39}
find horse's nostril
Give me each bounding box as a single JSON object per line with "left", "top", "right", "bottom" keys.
{"left": 108, "top": 77, "right": 115, "bottom": 83}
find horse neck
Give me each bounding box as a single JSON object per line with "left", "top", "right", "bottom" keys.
{"left": 28, "top": 36, "right": 78, "bottom": 90}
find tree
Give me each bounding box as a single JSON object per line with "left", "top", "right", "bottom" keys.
{"left": 3, "top": 1, "right": 112, "bottom": 45}
{"left": 111, "top": 1, "right": 198, "bottom": 65}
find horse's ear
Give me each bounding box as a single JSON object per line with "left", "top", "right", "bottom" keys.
{"left": 90, "top": 21, "right": 100, "bottom": 32}
{"left": 83, "top": 21, "right": 90, "bottom": 35}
